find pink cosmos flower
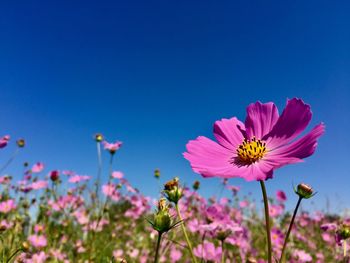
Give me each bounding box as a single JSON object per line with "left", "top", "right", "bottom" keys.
{"left": 112, "top": 171, "right": 124, "bottom": 179}
{"left": 170, "top": 248, "right": 182, "bottom": 262}
{"left": 293, "top": 249, "right": 313, "bottom": 262}
{"left": 269, "top": 204, "right": 284, "bottom": 218}
{"left": 31, "top": 162, "right": 45, "bottom": 173}
{"left": 28, "top": 234, "right": 47, "bottom": 248}
{"left": 276, "top": 190, "right": 287, "bottom": 202}
{"left": 68, "top": 175, "right": 91, "bottom": 183}
{"left": 0, "top": 135, "right": 10, "bottom": 148}
{"left": 0, "top": 199, "right": 16, "bottom": 213}
{"left": 102, "top": 140, "right": 122, "bottom": 154}
{"left": 29, "top": 251, "right": 48, "bottom": 263}
{"left": 184, "top": 98, "right": 324, "bottom": 181}
{"left": 193, "top": 241, "right": 222, "bottom": 261}
{"left": 30, "top": 180, "right": 48, "bottom": 190}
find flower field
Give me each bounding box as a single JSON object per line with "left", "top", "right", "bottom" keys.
{"left": 0, "top": 99, "right": 349, "bottom": 263}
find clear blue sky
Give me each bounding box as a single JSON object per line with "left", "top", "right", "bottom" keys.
{"left": 0, "top": 0, "right": 349, "bottom": 213}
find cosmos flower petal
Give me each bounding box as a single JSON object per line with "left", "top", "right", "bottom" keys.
{"left": 184, "top": 136, "right": 241, "bottom": 178}
{"left": 184, "top": 136, "right": 274, "bottom": 180}
{"left": 263, "top": 98, "right": 312, "bottom": 148}
{"left": 268, "top": 123, "right": 325, "bottom": 163}
{"left": 245, "top": 101, "right": 279, "bottom": 140}
{"left": 213, "top": 117, "right": 246, "bottom": 150}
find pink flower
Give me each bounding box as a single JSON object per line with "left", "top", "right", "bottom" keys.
{"left": 193, "top": 241, "right": 222, "bottom": 261}
{"left": 269, "top": 204, "right": 284, "bottom": 218}
{"left": 276, "top": 190, "right": 287, "bottom": 202}
{"left": 293, "top": 249, "right": 313, "bottom": 262}
{"left": 30, "top": 180, "right": 48, "bottom": 190}
{"left": 68, "top": 175, "right": 91, "bottom": 183}
{"left": 184, "top": 98, "right": 324, "bottom": 181}
{"left": 29, "top": 251, "right": 48, "bottom": 263}
{"left": 112, "top": 171, "right": 124, "bottom": 179}
{"left": 28, "top": 234, "right": 47, "bottom": 248}
{"left": 0, "top": 135, "right": 10, "bottom": 148}
{"left": 0, "top": 199, "right": 16, "bottom": 213}
{"left": 102, "top": 140, "right": 122, "bottom": 154}
{"left": 170, "top": 248, "right": 182, "bottom": 262}
{"left": 31, "top": 162, "right": 45, "bottom": 173}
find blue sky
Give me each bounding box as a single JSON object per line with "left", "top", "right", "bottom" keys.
{"left": 0, "top": 0, "right": 349, "bottom": 213}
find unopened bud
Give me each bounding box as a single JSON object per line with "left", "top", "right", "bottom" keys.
{"left": 22, "top": 241, "right": 30, "bottom": 251}
{"left": 295, "top": 183, "right": 315, "bottom": 199}
{"left": 337, "top": 224, "right": 350, "bottom": 241}
{"left": 16, "top": 139, "right": 25, "bottom": 148}
{"left": 95, "top": 133, "right": 104, "bottom": 142}
{"left": 154, "top": 169, "right": 160, "bottom": 179}
{"left": 193, "top": 180, "right": 200, "bottom": 191}
{"left": 163, "top": 177, "right": 183, "bottom": 204}
{"left": 49, "top": 170, "right": 60, "bottom": 181}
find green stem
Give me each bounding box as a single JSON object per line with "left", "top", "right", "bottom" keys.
{"left": 0, "top": 148, "right": 19, "bottom": 174}
{"left": 344, "top": 240, "right": 347, "bottom": 258}
{"left": 221, "top": 240, "right": 225, "bottom": 263}
{"left": 259, "top": 180, "right": 272, "bottom": 263}
{"left": 6, "top": 248, "right": 22, "bottom": 263}
{"left": 95, "top": 142, "right": 102, "bottom": 200}
{"left": 175, "top": 203, "right": 198, "bottom": 263}
{"left": 154, "top": 232, "right": 162, "bottom": 263}
{"left": 279, "top": 196, "right": 302, "bottom": 262}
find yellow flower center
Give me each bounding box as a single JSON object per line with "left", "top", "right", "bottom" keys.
{"left": 236, "top": 138, "right": 267, "bottom": 164}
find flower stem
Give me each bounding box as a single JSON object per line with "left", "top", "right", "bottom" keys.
{"left": 154, "top": 232, "right": 163, "bottom": 263}
{"left": 221, "top": 240, "right": 225, "bottom": 263}
{"left": 6, "top": 248, "right": 22, "bottom": 263}
{"left": 344, "top": 240, "right": 347, "bottom": 258}
{"left": 259, "top": 180, "right": 272, "bottom": 263}
{"left": 0, "top": 148, "right": 19, "bottom": 174}
{"left": 95, "top": 142, "right": 102, "bottom": 200}
{"left": 279, "top": 196, "right": 302, "bottom": 262}
{"left": 175, "top": 203, "right": 198, "bottom": 263}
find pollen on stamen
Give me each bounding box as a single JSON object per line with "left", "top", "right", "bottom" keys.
{"left": 235, "top": 138, "right": 267, "bottom": 165}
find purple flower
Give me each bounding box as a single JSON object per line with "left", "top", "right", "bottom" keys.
{"left": 184, "top": 98, "right": 324, "bottom": 181}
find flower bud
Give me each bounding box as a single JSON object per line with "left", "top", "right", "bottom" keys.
{"left": 16, "top": 138, "right": 25, "bottom": 148}
{"left": 149, "top": 198, "right": 172, "bottom": 233}
{"left": 22, "top": 241, "right": 30, "bottom": 251}
{"left": 295, "top": 183, "right": 315, "bottom": 199}
{"left": 154, "top": 169, "right": 160, "bottom": 179}
{"left": 95, "top": 133, "right": 104, "bottom": 142}
{"left": 49, "top": 170, "right": 60, "bottom": 182}
{"left": 337, "top": 224, "right": 350, "bottom": 241}
{"left": 193, "top": 180, "right": 200, "bottom": 191}
{"left": 163, "top": 177, "right": 183, "bottom": 204}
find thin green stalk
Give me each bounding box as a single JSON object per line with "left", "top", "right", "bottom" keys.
{"left": 154, "top": 232, "right": 162, "bottom": 263}
{"left": 95, "top": 142, "right": 102, "bottom": 200}
{"left": 6, "top": 248, "right": 22, "bottom": 263}
{"left": 259, "top": 180, "right": 272, "bottom": 263}
{"left": 279, "top": 196, "right": 302, "bottom": 262}
{"left": 221, "top": 240, "right": 225, "bottom": 263}
{"left": 175, "top": 203, "right": 198, "bottom": 263}
{"left": 344, "top": 240, "right": 347, "bottom": 258}
{"left": 0, "top": 148, "right": 19, "bottom": 174}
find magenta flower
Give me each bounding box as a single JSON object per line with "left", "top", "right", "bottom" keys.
{"left": 276, "top": 190, "right": 287, "bottom": 202}
{"left": 30, "top": 180, "right": 48, "bottom": 190}
{"left": 28, "top": 234, "right": 47, "bottom": 248}
{"left": 193, "top": 241, "right": 222, "bottom": 261}
{"left": 112, "top": 171, "right": 124, "bottom": 179}
{"left": 184, "top": 98, "right": 324, "bottom": 181}
{"left": 102, "top": 140, "right": 122, "bottom": 154}
{"left": 0, "top": 135, "right": 10, "bottom": 148}
{"left": 68, "top": 175, "right": 91, "bottom": 183}
{"left": 31, "top": 162, "right": 45, "bottom": 173}
{"left": 0, "top": 199, "right": 16, "bottom": 213}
